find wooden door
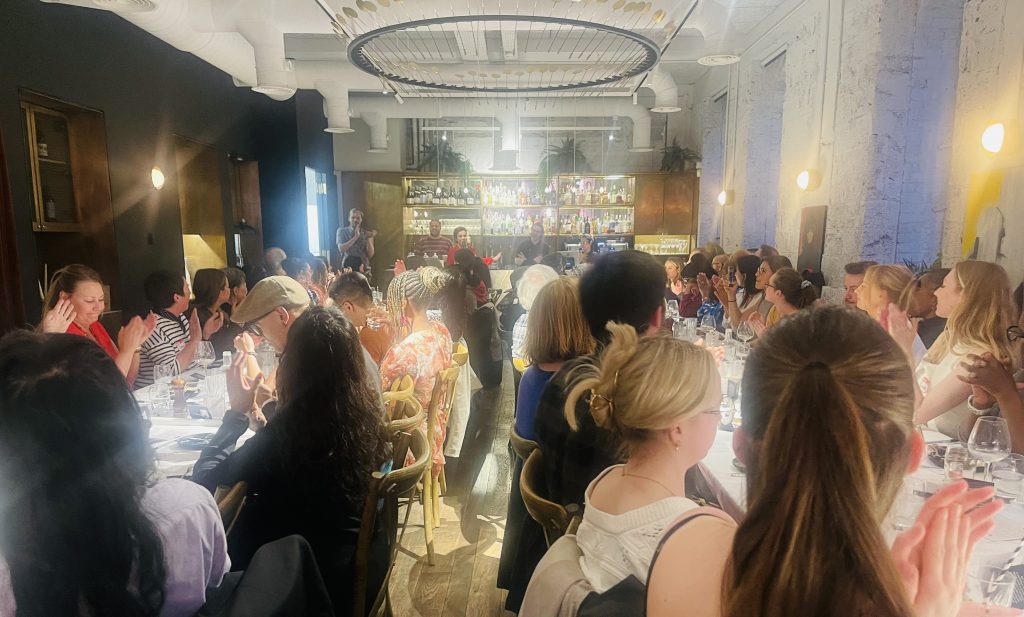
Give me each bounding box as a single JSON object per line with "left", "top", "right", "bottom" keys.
{"left": 0, "top": 127, "right": 25, "bottom": 333}
{"left": 663, "top": 171, "right": 698, "bottom": 234}
{"left": 231, "top": 160, "right": 264, "bottom": 269}
{"left": 634, "top": 174, "right": 665, "bottom": 234}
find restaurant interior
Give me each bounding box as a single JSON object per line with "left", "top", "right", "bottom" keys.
{"left": 1, "top": 0, "right": 1023, "bottom": 615}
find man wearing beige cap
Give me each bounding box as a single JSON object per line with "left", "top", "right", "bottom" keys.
{"left": 231, "top": 275, "right": 381, "bottom": 392}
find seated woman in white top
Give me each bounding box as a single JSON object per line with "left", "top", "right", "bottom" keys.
{"left": 647, "top": 306, "right": 1002, "bottom": 617}
{"left": 890, "top": 261, "right": 1019, "bottom": 438}
{"left": 0, "top": 331, "right": 229, "bottom": 617}
{"left": 563, "top": 322, "right": 726, "bottom": 593}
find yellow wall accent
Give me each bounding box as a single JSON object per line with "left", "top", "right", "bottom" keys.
{"left": 961, "top": 170, "right": 1004, "bottom": 256}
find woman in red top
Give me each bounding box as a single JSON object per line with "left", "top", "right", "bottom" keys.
{"left": 40, "top": 264, "right": 154, "bottom": 384}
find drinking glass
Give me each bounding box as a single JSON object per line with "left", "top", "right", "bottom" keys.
{"left": 891, "top": 478, "right": 927, "bottom": 531}
{"left": 964, "top": 565, "right": 1016, "bottom": 609}
{"left": 152, "top": 363, "right": 176, "bottom": 416}
{"left": 736, "top": 321, "right": 756, "bottom": 344}
{"left": 944, "top": 442, "right": 970, "bottom": 480}
{"left": 665, "top": 300, "right": 680, "bottom": 324}
{"left": 992, "top": 453, "right": 1024, "bottom": 502}
{"left": 195, "top": 341, "right": 216, "bottom": 373}
{"left": 672, "top": 319, "right": 687, "bottom": 340}
{"left": 719, "top": 395, "right": 735, "bottom": 427}
{"left": 968, "top": 417, "right": 1012, "bottom": 481}
{"left": 699, "top": 314, "right": 717, "bottom": 335}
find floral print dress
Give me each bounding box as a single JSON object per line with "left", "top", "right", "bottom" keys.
{"left": 380, "top": 322, "right": 453, "bottom": 472}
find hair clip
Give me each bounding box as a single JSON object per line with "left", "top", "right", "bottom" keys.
{"left": 800, "top": 280, "right": 812, "bottom": 289}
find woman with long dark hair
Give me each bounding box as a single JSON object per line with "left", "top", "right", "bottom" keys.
{"left": 0, "top": 332, "right": 228, "bottom": 617}
{"left": 716, "top": 254, "right": 763, "bottom": 329}
{"left": 190, "top": 268, "right": 233, "bottom": 355}
{"left": 192, "top": 306, "right": 388, "bottom": 612}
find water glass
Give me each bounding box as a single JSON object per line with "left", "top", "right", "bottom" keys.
{"left": 665, "top": 300, "right": 680, "bottom": 323}
{"left": 672, "top": 319, "right": 687, "bottom": 340}
{"left": 892, "top": 478, "right": 927, "bottom": 531}
{"left": 944, "top": 442, "right": 970, "bottom": 480}
{"left": 992, "top": 453, "right": 1024, "bottom": 502}
{"left": 203, "top": 377, "right": 227, "bottom": 420}
{"left": 152, "top": 363, "right": 176, "bottom": 415}
{"left": 964, "top": 565, "right": 1016, "bottom": 609}
{"left": 195, "top": 341, "right": 215, "bottom": 374}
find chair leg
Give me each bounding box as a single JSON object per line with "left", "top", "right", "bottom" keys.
{"left": 438, "top": 468, "right": 447, "bottom": 495}
{"left": 431, "top": 475, "right": 441, "bottom": 529}
{"left": 422, "top": 472, "right": 435, "bottom": 565}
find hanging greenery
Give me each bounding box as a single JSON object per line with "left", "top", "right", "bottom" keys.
{"left": 660, "top": 137, "right": 701, "bottom": 172}
{"left": 417, "top": 139, "right": 473, "bottom": 177}
{"left": 538, "top": 138, "right": 589, "bottom": 186}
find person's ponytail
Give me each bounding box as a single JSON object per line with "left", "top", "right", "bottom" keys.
{"left": 723, "top": 361, "right": 913, "bottom": 617}
{"left": 564, "top": 321, "right": 639, "bottom": 432}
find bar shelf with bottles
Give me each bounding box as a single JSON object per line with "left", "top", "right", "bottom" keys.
{"left": 401, "top": 174, "right": 636, "bottom": 262}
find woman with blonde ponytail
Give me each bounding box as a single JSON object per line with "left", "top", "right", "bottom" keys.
{"left": 647, "top": 306, "right": 1002, "bottom": 617}
{"left": 562, "top": 322, "right": 728, "bottom": 594}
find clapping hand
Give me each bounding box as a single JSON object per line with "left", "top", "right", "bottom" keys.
{"left": 748, "top": 312, "right": 766, "bottom": 338}
{"left": 227, "top": 351, "right": 266, "bottom": 431}
{"left": 696, "top": 272, "right": 712, "bottom": 297}
{"left": 394, "top": 259, "right": 407, "bottom": 275}
{"left": 188, "top": 308, "right": 202, "bottom": 342}
{"left": 118, "top": 313, "right": 156, "bottom": 352}
{"left": 891, "top": 481, "right": 1002, "bottom": 617}
{"left": 886, "top": 302, "right": 920, "bottom": 359}
{"left": 202, "top": 310, "right": 224, "bottom": 340}
{"left": 958, "top": 352, "right": 1023, "bottom": 408}
{"left": 41, "top": 299, "right": 76, "bottom": 333}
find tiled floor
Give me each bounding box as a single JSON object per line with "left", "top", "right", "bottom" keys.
{"left": 388, "top": 362, "right": 517, "bottom": 617}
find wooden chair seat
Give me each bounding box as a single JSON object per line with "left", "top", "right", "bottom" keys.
{"left": 520, "top": 450, "right": 581, "bottom": 546}
{"left": 214, "top": 481, "right": 247, "bottom": 536}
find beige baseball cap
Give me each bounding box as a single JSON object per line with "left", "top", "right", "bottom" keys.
{"left": 231, "top": 276, "right": 310, "bottom": 324}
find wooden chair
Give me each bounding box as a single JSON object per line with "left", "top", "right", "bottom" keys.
{"left": 520, "top": 450, "right": 581, "bottom": 546}
{"left": 370, "top": 428, "right": 432, "bottom": 615}
{"left": 383, "top": 375, "right": 415, "bottom": 418}
{"left": 452, "top": 341, "right": 469, "bottom": 367}
{"left": 213, "top": 481, "right": 247, "bottom": 536}
{"left": 353, "top": 471, "right": 385, "bottom": 617}
{"left": 509, "top": 426, "right": 539, "bottom": 462}
{"left": 384, "top": 396, "right": 424, "bottom": 464}
{"left": 422, "top": 365, "right": 462, "bottom": 546}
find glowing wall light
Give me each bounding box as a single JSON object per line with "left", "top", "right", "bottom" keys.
{"left": 151, "top": 167, "right": 165, "bottom": 190}
{"left": 717, "top": 190, "right": 733, "bottom": 206}
{"left": 796, "top": 169, "right": 820, "bottom": 191}
{"left": 982, "top": 123, "right": 1005, "bottom": 153}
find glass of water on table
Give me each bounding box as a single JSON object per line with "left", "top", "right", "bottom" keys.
{"left": 992, "top": 453, "right": 1024, "bottom": 502}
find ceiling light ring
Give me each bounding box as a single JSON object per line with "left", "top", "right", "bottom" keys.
{"left": 347, "top": 14, "right": 661, "bottom": 93}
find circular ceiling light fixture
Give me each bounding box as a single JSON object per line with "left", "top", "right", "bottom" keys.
{"left": 347, "top": 15, "right": 661, "bottom": 94}
{"left": 697, "top": 54, "right": 740, "bottom": 67}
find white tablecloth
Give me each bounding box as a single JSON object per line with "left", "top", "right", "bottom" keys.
{"left": 136, "top": 370, "right": 252, "bottom": 478}
{"left": 703, "top": 428, "right": 1024, "bottom": 570}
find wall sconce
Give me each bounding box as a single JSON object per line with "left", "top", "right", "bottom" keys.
{"left": 982, "top": 122, "right": 1005, "bottom": 153}
{"left": 151, "top": 166, "right": 165, "bottom": 190}
{"left": 717, "top": 190, "right": 733, "bottom": 206}
{"left": 796, "top": 169, "right": 820, "bottom": 191}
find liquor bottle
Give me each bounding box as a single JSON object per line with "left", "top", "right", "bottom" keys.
{"left": 583, "top": 217, "right": 591, "bottom": 235}
{"left": 406, "top": 185, "right": 415, "bottom": 205}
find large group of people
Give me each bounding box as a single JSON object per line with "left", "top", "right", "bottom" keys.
{"left": 2, "top": 218, "right": 1023, "bottom": 617}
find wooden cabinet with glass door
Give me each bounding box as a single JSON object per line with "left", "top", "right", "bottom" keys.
{"left": 22, "top": 103, "right": 81, "bottom": 232}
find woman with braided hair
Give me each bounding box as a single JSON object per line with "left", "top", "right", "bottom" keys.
{"left": 380, "top": 268, "right": 454, "bottom": 473}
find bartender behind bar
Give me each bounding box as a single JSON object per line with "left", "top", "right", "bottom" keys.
{"left": 415, "top": 218, "right": 454, "bottom": 257}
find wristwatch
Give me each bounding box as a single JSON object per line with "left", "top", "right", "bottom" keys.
{"left": 967, "top": 394, "right": 999, "bottom": 416}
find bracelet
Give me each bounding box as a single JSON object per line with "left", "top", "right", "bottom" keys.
{"left": 967, "top": 394, "right": 999, "bottom": 416}
{"left": 727, "top": 300, "right": 736, "bottom": 304}
{"left": 245, "top": 351, "right": 258, "bottom": 358}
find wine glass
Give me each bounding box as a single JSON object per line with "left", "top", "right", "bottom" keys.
{"left": 968, "top": 416, "right": 1012, "bottom": 482}
{"left": 736, "top": 320, "right": 756, "bottom": 344}
{"left": 699, "top": 314, "right": 717, "bottom": 335}
{"left": 195, "top": 341, "right": 216, "bottom": 374}
{"left": 665, "top": 300, "right": 680, "bottom": 325}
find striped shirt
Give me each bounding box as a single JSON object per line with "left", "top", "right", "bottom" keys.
{"left": 415, "top": 235, "right": 453, "bottom": 257}
{"left": 137, "top": 312, "right": 195, "bottom": 388}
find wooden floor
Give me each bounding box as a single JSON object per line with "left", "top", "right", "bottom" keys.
{"left": 389, "top": 361, "right": 517, "bottom": 617}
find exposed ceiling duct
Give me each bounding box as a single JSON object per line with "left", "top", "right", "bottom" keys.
{"left": 236, "top": 18, "right": 296, "bottom": 100}
{"left": 346, "top": 96, "right": 655, "bottom": 153}
{"left": 644, "top": 66, "right": 682, "bottom": 113}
